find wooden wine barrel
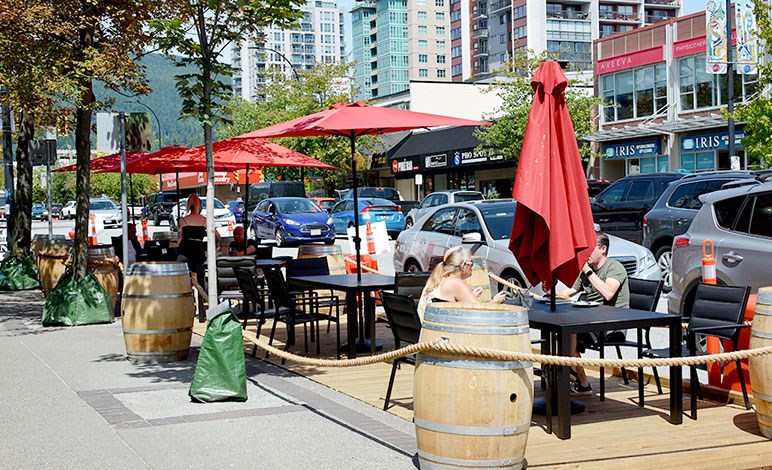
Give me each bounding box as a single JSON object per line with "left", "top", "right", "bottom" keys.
{"left": 298, "top": 244, "right": 346, "bottom": 274}
{"left": 466, "top": 256, "right": 493, "bottom": 302}
{"left": 87, "top": 245, "right": 121, "bottom": 313}
{"left": 121, "top": 262, "right": 195, "bottom": 363}
{"left": 750, "top": 286, "right": 772, "bottom": 439}
{"left": 32, "top": 234, "right": 66, "bottom": 259}
{"left": 153, "top": 231, "right": 178, "bottom": 247}
{"left": 37, "top": 240, "right": 73, "bottom": 297}
{"left": 415, "top": 302, "right": 533, "bottom": 469}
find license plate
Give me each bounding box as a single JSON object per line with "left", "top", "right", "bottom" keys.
{"left": 379, "top": 214, "right": 388, "bottom": 219}
{"left": 311, "top": 229, "right": 321, "bottom": 236}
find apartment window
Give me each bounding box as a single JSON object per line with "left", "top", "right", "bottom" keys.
{"left": 450, "top": 9, "right": 461, "bottom": 22}
{"left": 436, "top": 12, "right": 445, "bottom": 21}
{"left": 417, "top": 0, "right": 426, "bottom": 4}
{"left": 436, "top": 26, "right": 445, "bottom": 35}
{"left": 418, "top": 11, "right": 427, "bottom": 20}
{"left": 419, "top": 39, "right": 428, "bottom": 49}
{"left": 514, "top": 26, "right": 526, "bottom": 39}
{"left": 438, "top": 69, "right": 447, "bottom": 78}
{"left": 513, "top": 5, "right": 526, "bottom": 19}
{"left": 602, "top": 63, "right": 667, "bottom": 122}
{"left": 436, "top": 0, "right": 445, "bottom": 6}
{"left": 451, "top": 28, "right": 462, "bottom": 40}
{"left": 500, "top": 33, "right": 507, "bottom": 44}
{"left": 500, "top": 15, "right": 505, "bottom": 25}
{"left": 419, "top": 54, "right": 428, "bottom": 63}
{"left": 436, "top": 39, "right": 446, "bottom": 49}
{"left": 451, "top": 45, "right": 462, "bottom": 58}
{"left": 618, "top": 5, "right": 634, "bottom": 15}
{"left": 452, "top": 63, "right": 463, "bottom": 76}
{"left": 679, "top": 54, "right": 757, "bottom": 111}
{"left": 437, "top": 54, "right": 446, "bottom": 63}
{"left": 418, "top": 25, "right": 428, "bottom": 35}
{"left": 419, "top": 68, "right": 429, "bottom": 78}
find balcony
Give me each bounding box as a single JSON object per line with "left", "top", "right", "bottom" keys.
{"left": 489, "top": 0, "right": 511, "bottom": 13}
{"left": 645, "top": 14, "right": 673, "bottom": 24}
{"left": 546, "top": 10, "right": 590, "bottom": 20}
{"left": 599, "top": 12, "right": 640, "bottom": 23}
{"left": 473, "top": 27, "right": 489, "bottom": 39}
{"left": 473, "top": 46, "right": 489, "bottom": 58}
{"left": 472, "top": 6, "right": 488, "bottom": 19}
{"left": 644, "top": 0, "right": 680, "bottom": 8}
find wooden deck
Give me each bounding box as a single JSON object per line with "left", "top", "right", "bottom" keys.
{"left": 195, "top": 316, "right": 772, "bottom": 469}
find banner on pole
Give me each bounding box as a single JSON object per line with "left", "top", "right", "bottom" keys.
{"left": 705, "top": 0, "right": 728, "bottom": 74}
{"left": 735, "top": 0, "right": 758, "bottom": 75}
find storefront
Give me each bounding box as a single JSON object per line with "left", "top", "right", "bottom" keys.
{"left": 601, "top": 138, "right": 668, "bottom": 175}
{"left": 679, "top": 129, "right": 747, "bottom": 171}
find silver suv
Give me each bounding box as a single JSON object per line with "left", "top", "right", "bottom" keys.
{"left": 404, "top": 190, "right": 484, "bottom": 229}
{"left": 668, "top": 178, "right": 772, "bottom": 316}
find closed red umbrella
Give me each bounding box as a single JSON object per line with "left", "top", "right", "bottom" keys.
{"left": 508, "top": 61, "right": 596, "bottom": 308}
{"left": 244, "top": 100, "right": 489, "bottom": 279}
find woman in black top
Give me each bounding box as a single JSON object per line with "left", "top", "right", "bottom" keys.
{"left": 176, "top": 194, "right": 220, "bottom": 279}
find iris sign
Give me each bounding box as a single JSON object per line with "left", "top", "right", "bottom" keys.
{"left": 602, "top": 139, "right": 661, "bottom": 159}
{"left": 681, "top": 130, "right": 746, "bottom": 152}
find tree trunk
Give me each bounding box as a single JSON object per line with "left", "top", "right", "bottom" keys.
{"left": 11, "top": 110, "right": 34, "bottom": 259}
{"left": 73, "top": 82, "right": 94, "bottom": 282}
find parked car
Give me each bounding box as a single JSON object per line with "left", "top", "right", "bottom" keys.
{"left": 308, "top": 197, "right": 337, "bottom": 213}
{"left": 330, "top": 197, "right": 405, "bottom": 240}
{"left": 90, "top": 198, "right": 122, "bottom": 227}
{"left": 250, "top": 197, "right": 335, "bottom": 247}
{"left": 168, "top": 197, "right": 235, "bottom": 231}
{"left": 226, "top": 200, "right": 245, "bottom": 222}
{"left": 643, "top": 171, "right": 765, "bottom": 291}
{"left": 343, "top": 186, "right": 403, "bottom": 202}
{"left": 587, "top": 179, "right": 612, "bottom": 197}
{"left": 48, "top": 203, "right": 63, "bottom": 220}
{"left": 405, "top": 190, "right": 484, "bottom": 230}
{"left": 668, "top": 177, "right": 772, "bottom": 317}
{"left": 31, "top": 203, "right": 46, "bottom": 221}
{"left": 591, "top": 172, "right": 682, "bottom": 244}
{"left": 394, "top": 200, "right": 660, "bottom": 293}
{"left": 247, "top": 181, "right": 306, "bottom": 211}
{"left": 143, "top": 191, "right": 179, "bottom": 226}
{"left": 61, "top": 200, "right": 76, "bottom": 219}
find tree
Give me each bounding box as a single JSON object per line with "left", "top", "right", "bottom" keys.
{"left": 151, "top": 0, "right": 303, "bottom": 303}
{"left": 734, "top": 4, "right": 772, "bottom": 167}
{"left": 475, "top": 49, "right": 600, "bottom": 170}
{"left": 219, "top": 62, "right": 356, "bottom": 195}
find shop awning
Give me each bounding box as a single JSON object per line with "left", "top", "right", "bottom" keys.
{"left": 583, "top": 125, "right": 667, "bottom": 142}
{"left": 584, "top": 114, "right": 745, "bottom": 142}
{"left": 657, "top": 114, "right": 744, "bottom": 133}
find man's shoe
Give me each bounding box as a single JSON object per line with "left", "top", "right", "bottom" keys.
{"left": 570, "top": 381, "right": 593, "bottom": 397}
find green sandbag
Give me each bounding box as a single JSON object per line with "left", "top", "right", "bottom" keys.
{"left": 41, "top": 271, "right": 113, "bottom": 326}
{"left": 189, "top": 308, "right": 247, "bottom": 403}
{"left": 0, "top": 255, "right": 40, "bottom": 291}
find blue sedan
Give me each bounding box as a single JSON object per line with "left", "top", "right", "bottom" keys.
{"left": 330, "top": 197, "right": 405, "bottom": 239}
{"left": 251, "top": 197, "right": 335, "bottom": 247}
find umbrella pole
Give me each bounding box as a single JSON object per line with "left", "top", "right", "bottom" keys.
{"left": 129, "top": 174, "right": 135, "bottom": 225}
{"left": 350, "top": 135, "right": 361, "bottom": 282}
{"left": 176, "top": 169, "right": 181, "bottom": 223}
{"left": 243, "top": 163, "right": 249, "bottom": 236}
{"left": 551, "top": 275, "right": 557, "bottom": 312}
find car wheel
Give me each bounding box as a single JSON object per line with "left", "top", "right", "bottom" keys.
{"left": 275, "top": 228, "right": 285, "bottom": 247}
{"left": 248, "top": 224, "right": 257, "bottom": 241}
{"left": 153, "top": 212, "right": 161, "bottom": 226}
{"left": 655, "top": 246, "right": 672, "bottom": 292}
{"left": 169, "top": 217, "right": 177, "bottom": 231}
{"left": 405, "top": 218, "right": 413, "bottom": 230}
{"left": 324, "top": 238, "right": 335, "bottom": 245}
{"left": 404, "top": 259, "right": 422, "bottom": 273}
{"left": 498, "top": 270, "right": 525, "bottom": 296}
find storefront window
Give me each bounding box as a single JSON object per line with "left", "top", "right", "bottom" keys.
{"left": 680, "top": 151, "right": 715, "bottom": 171}
{"left": 678, "top": 53, "right": 758, "bottom": 112}
{"left": 601, "top": 63, "right": 667, "bottom": 122}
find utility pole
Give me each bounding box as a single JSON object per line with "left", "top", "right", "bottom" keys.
{"left": 726, "top": 0, "right": 735, "bottom": 163}
{"left": 1, "top": 89, "right": 14, "bottom": 246}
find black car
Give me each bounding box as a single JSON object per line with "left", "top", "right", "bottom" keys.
{"left": 48, "top": 203, "right": 63, "bottom": 220}
{"left": 143, "top": 191, "right": 179, "bottom": 226}
{"left": 643, "top": 170, "right": 767, "bottom": 291}
{"left": 591, "top": 172, "right": 682, "bottom": 244}
{"left": 587, "top": 179, "right": 612, "bottom": 197}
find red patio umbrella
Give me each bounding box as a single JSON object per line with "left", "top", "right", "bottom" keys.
{"left": 242, "top": 101, "right": 489, "bottom": 279}
{"left": 508, "top": 61, "right": 596, "bottom": 311}
{"left": 54, "top": 151, "right": 148, "bottom": 173}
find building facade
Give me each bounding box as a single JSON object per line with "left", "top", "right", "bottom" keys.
{"left": 232, "top": 1, "right": 346, "bottom": 101}
{"left": 588, "top": 8, "right": 760, "bottom": 179}
{"left": 353, "top": 0, "right": 453, "bottom": 100}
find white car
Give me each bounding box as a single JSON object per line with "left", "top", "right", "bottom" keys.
{"left": 62, "top": 200, "right": 76, "bottom": 220}
{"left": 393, "top": 199, "right": 661, "bottom": 293}
{"left": 90, "top": 198, "right": 122, "bottom": 227}
{"left": 168, "top": 197, "right": 236, "bottom": 231}
{"left": 405, "top": 190, "right": 484, "bottom": 230}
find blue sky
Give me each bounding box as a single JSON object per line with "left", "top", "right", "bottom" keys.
{"left": 682, "top": 0, "right": 704, "bottom": 15}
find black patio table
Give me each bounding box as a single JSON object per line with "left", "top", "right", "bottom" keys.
{"left": 288, "top": 273, "right": 395, "bottom": 359}
{"left": 527, "top": 300, "right": 683, "bottom": 440}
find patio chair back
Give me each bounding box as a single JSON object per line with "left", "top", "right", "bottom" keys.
{"left": 216, "top": 256, "right": 256, "bottom": 294}
{"left": 689, "top": 283, "right": 751, "bottom": 341}
{"left": 394, "top": 271, "right": 431, "bottom": 300}
{"left": 263, "top": 267, "right": 294, "bottom": 310}
{"left": 628, "top": 278, "right": 663, "bottom": 312}
{"left": 286, "top": 257, "right": 330, "bottom": 278}
{"left": 380, "top": 291, "right": 422, "bottom": 347}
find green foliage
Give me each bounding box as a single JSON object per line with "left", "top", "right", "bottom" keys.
{"left": 218, "top": 62, "right": 356, "bottom": 194}
{"left": 475, "top": 49, "right": 600, "bottom": 167}
{"left": 733, "top": 4, "right": 772, "bottom": 167}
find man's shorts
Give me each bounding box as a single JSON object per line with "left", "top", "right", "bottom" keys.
{"left": 577, "top": 330, "right": 627, "bottom": 353}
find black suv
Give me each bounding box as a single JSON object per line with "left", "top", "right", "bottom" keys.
{"left": 591, "top": 172, "right": 682, "bottom": 244}
{"left": 143, "top": 191, "right": 179, "bottom": 226}
{"left": 643, "top": 170, "right": 767, "bottom": 291}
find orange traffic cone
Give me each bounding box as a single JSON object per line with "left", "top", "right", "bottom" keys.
{"left": 88, "top": 214, "right": 98, "bottom": 246}
{"left": 366, "top": 222, "right": 375, "bottom": 255}
{"left": 141, "top": 218, "right": 151, "bottom": 242}
{"left": 227, "top": 219, "right": 234, "bottom": 235}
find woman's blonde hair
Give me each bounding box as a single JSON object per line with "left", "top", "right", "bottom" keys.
{"left": 187, "top": 194, "right": 202, "bottom": 214}
{"left": 424, "top": 246, "right": 473, "bottom": 293}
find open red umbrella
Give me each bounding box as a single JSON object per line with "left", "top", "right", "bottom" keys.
{"left": 54, "top": 151, "right": 148, "bottom": 173}
{"left": 508, "top": 61, "right": 596, "bottom": 310}
{"left": 185, "top": 136, "right": 336, "bottom": 171}
{"left": 243, "top": 100, "right": 489, "bottom": 279}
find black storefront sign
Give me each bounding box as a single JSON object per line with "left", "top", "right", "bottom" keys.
{"left": 426, "top": 154, "right": 447, "bottom": 168}
{"left": 392, "top": 147, "right": 503, "bottom": 174}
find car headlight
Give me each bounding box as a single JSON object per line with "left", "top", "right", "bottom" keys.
{"left": 284, "top": 218, "right": 300, "bottom": 226}
{"left": 326, "top": 217, "right": 333, "bottom": 225}
{"left": 639, "top": 253, "right": 656, "bottom": 271}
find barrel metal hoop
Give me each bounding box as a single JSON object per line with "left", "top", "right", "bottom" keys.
{"left": 123, "top": 327, "right": 192, "bottom": 334}
{"left": 753, "top": 391, "right": 772, "bottom": 402}
{"left": 123, "top": 292, "right": 193, "bottom": 299}
{"left": 751, "top": 331, "right": 772, "bottom": 340}
{"left": 414, "top": 417, "right": 529, "bottom": 436}
{"left": 417, "top": 450, "right": 523, "bottom": 469}
{"left": 126, "top": 263, "right": 190, "bottom": 276}
{"left": 756, "top": 288, "right": 772, "bottom": 306}
{"left": 424, "top": 309, "right": 529, "bottom": 327}
{"left": 422, "top": 323, "right": 530, "bottom": 336}
{"left": 417, "top": 354, "right": 531, "bottom": 370}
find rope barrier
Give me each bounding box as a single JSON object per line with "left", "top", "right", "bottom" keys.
{"left": 240, "top": 329, "right": 772, "bottom": 369}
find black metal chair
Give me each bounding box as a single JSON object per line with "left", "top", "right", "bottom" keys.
{"left": 379, "top": 291, "right": 422, "bottom": 411}
{"left": 394, "top": 271, "right": 431, "bottom": 300}
{"left": 286, "top": 257, "right": 342, "bottom": 359}
{"left": 233, "top": 267, "right": 275, "bottom": 358}
{"left": 644, "top": 283, "right": 752, "bottom": 420}
{"left": 263, "top": 267, "right": 328, "bottom": 364}
{"left": 589, "top": 278, "right": 664, "bottom": 400}
{"left": 216, "top": 256, "right": 256, "bottom": 303}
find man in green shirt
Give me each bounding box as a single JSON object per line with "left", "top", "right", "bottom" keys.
{"left": 558, "top": 232, "right": 629, "bottom": 396}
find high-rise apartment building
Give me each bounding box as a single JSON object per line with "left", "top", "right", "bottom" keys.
{"left": 353, "top": 0, "right": 452, "bottom": 100}
{"left": 457, "top": 0, "right": 682, "bottom": 82}
{"left": 232, "top": 1, "right": 346, "bottom": 102}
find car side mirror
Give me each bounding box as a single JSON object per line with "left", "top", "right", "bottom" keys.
{"left": 461, "top": 232, "right": 484, "bottom": 244}
{"left": 590, "top": 196, "right": 597, "bottom": 204}
{"left": 594, "top": 223, "right": 601, "bottom": 231}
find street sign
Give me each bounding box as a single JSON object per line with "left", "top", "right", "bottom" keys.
{"left": 28, "top": 139, "right": 57, "bottom": 166}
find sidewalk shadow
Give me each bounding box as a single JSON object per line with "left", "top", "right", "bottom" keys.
{"left": 91, "top": 347, "right": 201, "bottom": 385}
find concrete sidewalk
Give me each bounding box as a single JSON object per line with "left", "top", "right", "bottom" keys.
{"left": 0, "top": 289, "right": 417, "bottom": 470}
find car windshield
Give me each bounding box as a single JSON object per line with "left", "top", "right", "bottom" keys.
{"left": 277, "top": 199, "right": 320, "bottom": 214}
{"left": 91, "top": 200, "right": 116, "bottom": 210}
{"left": 455, "top": 192, "right": 484, "bottom": 202}
{"left": 359, "top": 188, "right": 400, "bottom": 201}
{"left": 33, "top": 204, "right": 44, "bottom": 210}
{"left": 480, "top": 203, "right": 516, "bottom": 240}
